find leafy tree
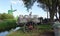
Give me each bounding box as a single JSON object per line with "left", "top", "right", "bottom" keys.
{"left": 22, "top": 0, "right": 58, "bottom": 23}
{"left": 37, "top": 0, "right": 58, "bottom": 23}
{"left": 22, "top": 0, "right": 36, "bottom": 11}
{"left": 0, "top": 13, "right": 14, "bottom": 20}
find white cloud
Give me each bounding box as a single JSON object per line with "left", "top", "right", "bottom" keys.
{"left": 11, "top": 1, "right": 17, "bottom": 4}
{"left": 10, "top": 0, "right": 18, "bottom": 4}
{"left": 13, "top": 10, "right": 29, "bottom": 17}
{"left": 18, "top": 0, "right": 23, "bottom": 3}
{"left": 0, "top": 10, "right": 7, "bottom": 13}
{"left": 10, "top": 0, "right": 23, "bottom": 4}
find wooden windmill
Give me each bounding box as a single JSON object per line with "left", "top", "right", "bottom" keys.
{"left": 8, "top": 4, "right": 17, "bottom": 15}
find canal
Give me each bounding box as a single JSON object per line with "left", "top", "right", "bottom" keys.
{"left": 0, "top": 27, "right": 20, "bottom": 36}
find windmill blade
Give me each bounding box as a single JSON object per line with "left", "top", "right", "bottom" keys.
{"left": 13, "top": 9, "right": 17, "bottom": 12}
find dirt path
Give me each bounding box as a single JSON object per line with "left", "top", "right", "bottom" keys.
{"left": 38, "top": 31, "right": 54, "bottom": 36}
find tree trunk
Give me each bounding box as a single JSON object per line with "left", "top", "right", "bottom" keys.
{"left": 49, "top": 6, "right": 54, "bottom": 24}
{"left": 49, "top": 0, "right": 57, "bottom": 24}
{"left": 59, "top": 12, "right": 60, "bottom": 22}
{"left": 58, "top": 5, "right": 60, "bottom": 22}
{"left": 47, "top": 11, "right": 48, "bottom": 19}
{"left": 55, "top": 12, "right": 58, "bottom": 19}
{"left": 58, "top": 0, "right": 60, "bottom": 22}
{"left": 49, "top": 11, "right": 54, "bottom": 24}
{"left": 54, "top": 0, "right": 58, "bottom": 20}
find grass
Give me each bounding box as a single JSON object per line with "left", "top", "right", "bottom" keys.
{"left": 7, "top": 24, "right": 53, "bottom": 36}
{"left": 37, "top": 24, "right": 52, "bottom": 29}
{"left": 7, "top": 30, "right": 40, "bottom": 36}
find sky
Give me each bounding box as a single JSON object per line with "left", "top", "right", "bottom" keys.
{"left": 0, "top": 0, "right": 48, "bottom": 18}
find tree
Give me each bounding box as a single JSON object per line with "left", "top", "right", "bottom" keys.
{"left": 22, "top": 0, "right": 59, "bottom": 23}
{"left": 37, "top": 0, "right": 58, "bottom": 23}
{"left": 58, "top": 0, "right": 60, "bottom": 22}
{"left": 0, "top": 13, "right": 14, "bottom": 20}
{"left": 22, "top": 0, "right": 36, "bottom": 11}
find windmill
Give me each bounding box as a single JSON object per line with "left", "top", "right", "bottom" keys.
{"left": 8, "top": 4, "right": 17, "bottom": 15}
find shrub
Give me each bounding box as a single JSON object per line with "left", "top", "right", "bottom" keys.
{"left": 0, "top": 19, "right": 17, "bottom": 31}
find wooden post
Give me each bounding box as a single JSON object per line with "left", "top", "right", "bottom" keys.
{"left": 23, "top": 23, "right": 26, "bottom": 32}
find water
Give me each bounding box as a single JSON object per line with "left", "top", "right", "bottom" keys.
{"left": 0, "top": 31, "right": 9, "bottom": 36}
{"left": 0, "top": 27, "right": 20, "bottom": 36}
{"left": 13, "top": 27, "right": 20, "bottom": 31}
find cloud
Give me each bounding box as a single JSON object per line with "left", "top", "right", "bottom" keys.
{"left": 10, "top": 0, "right": 23, "bottom": 4}
{"left": 18, "top": 0, "right": 23, "bottom": 3}
{"left": 10, "top": 0, "right": 18, "bottom": 4}
{"left": 0, "top": 10, "right": 7, "bottom": 13}
{"left": 11, "top": 0, "right": 18, "bottom": 4}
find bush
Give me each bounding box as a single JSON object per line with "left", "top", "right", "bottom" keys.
{"left": 0, "top": 19, "right": 17, "bottom": 31}
{"left": 0, "top": 13, "right": 14, "bottom": 20}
